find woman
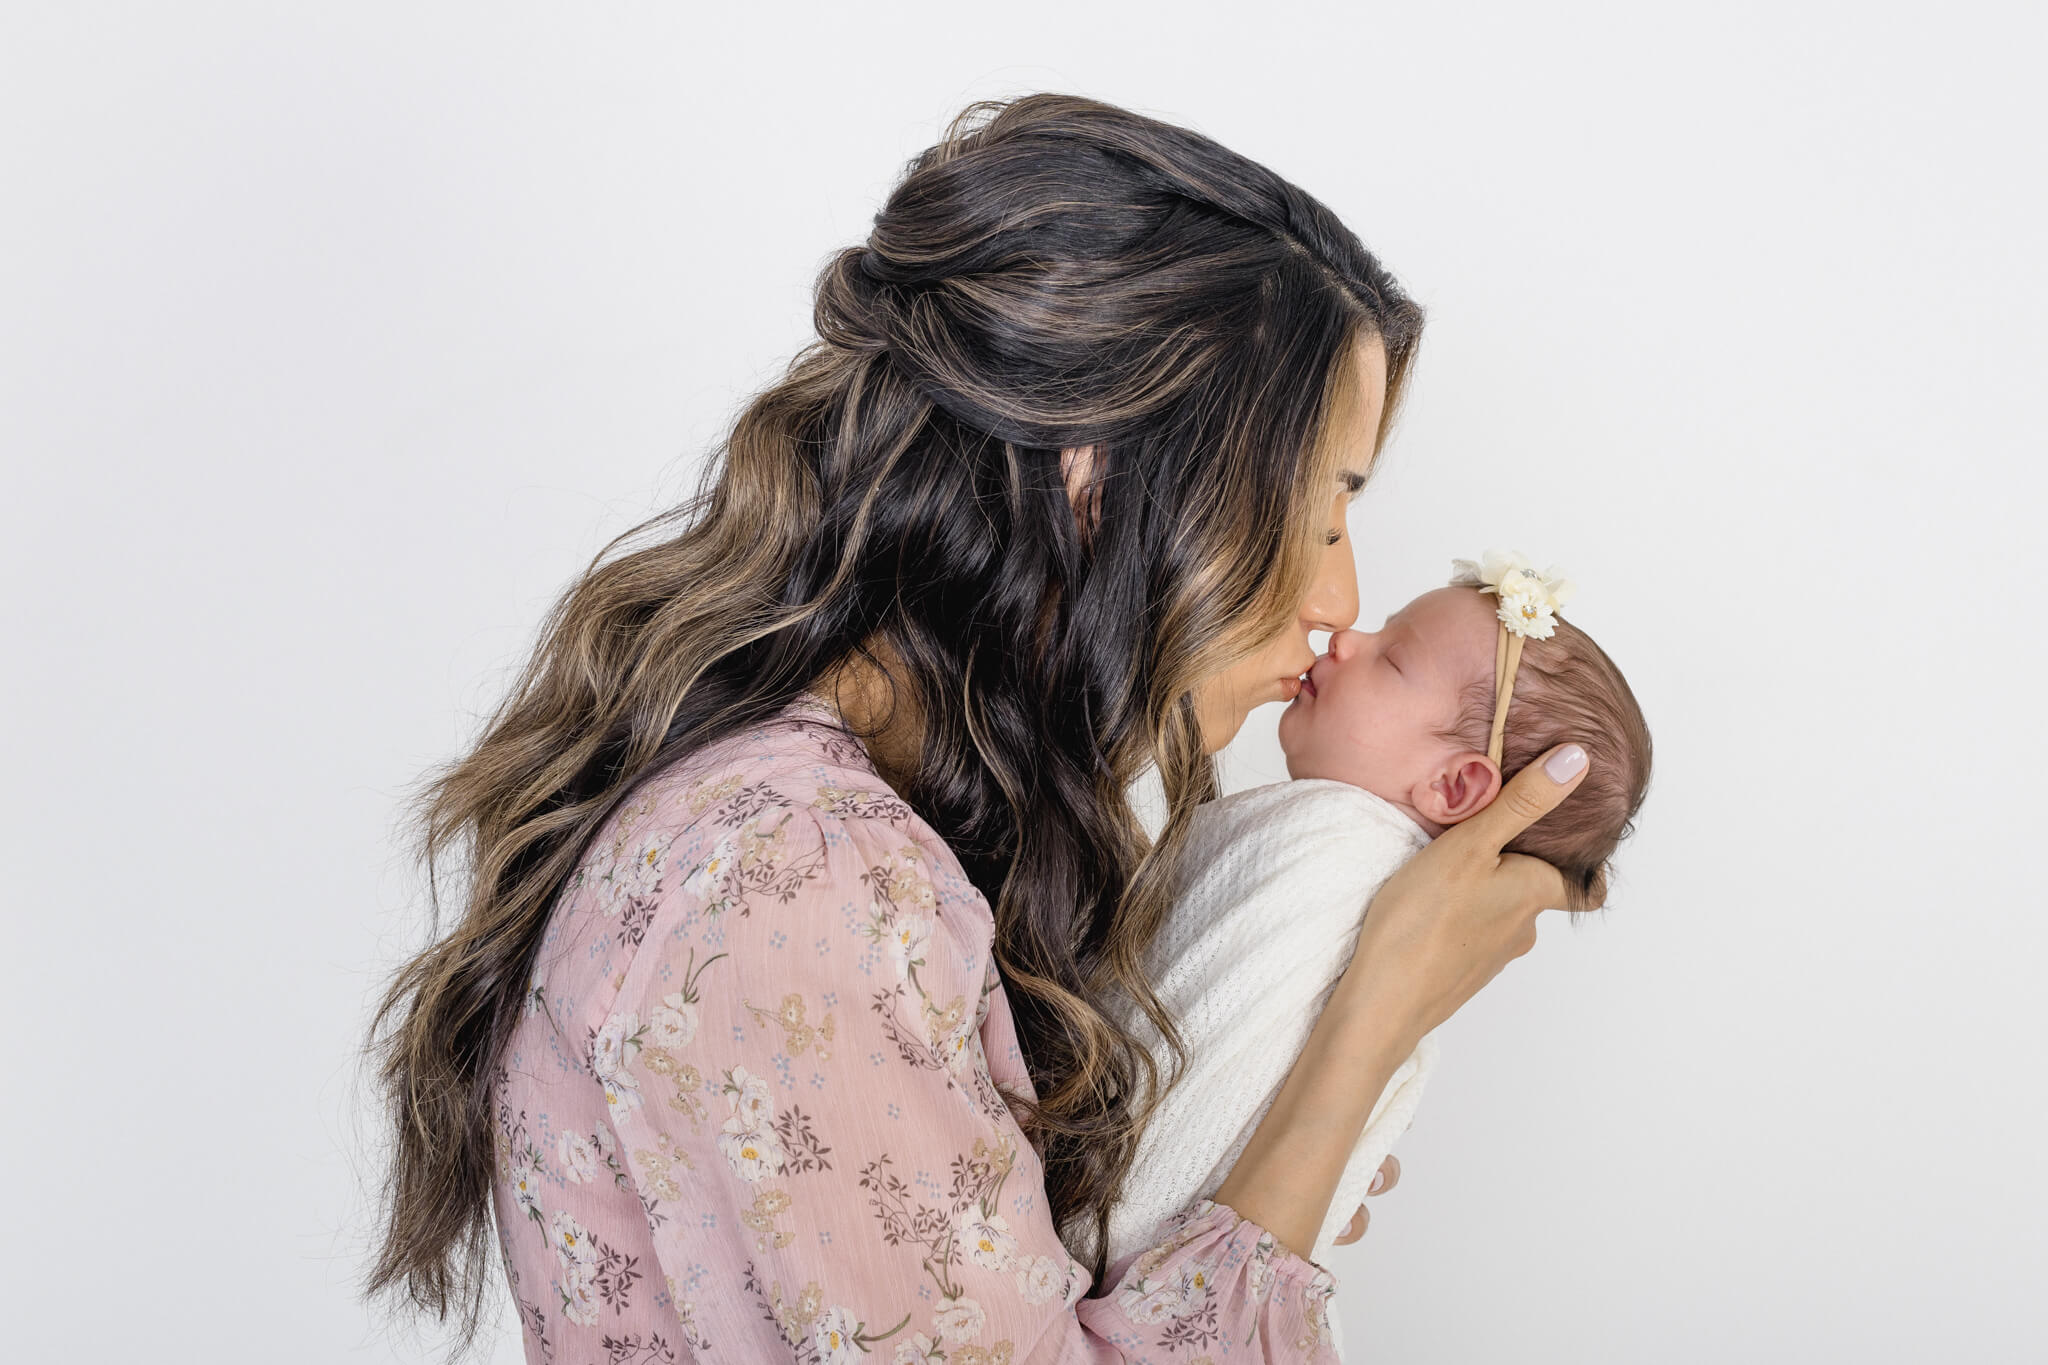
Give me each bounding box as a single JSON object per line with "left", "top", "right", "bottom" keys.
{"left": 364, "top": 93, "right": 1589, "bottom": 1362}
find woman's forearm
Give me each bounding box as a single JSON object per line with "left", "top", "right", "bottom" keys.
{"left": 1207, "top": 969, "right": 1420, "bottom": 1260}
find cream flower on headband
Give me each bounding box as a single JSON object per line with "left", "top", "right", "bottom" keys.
{"left": 1450, "top": 549, "right": 1577, "bottom": 641}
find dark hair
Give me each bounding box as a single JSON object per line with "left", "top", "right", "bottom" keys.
{"left": 364, "top": 90, "right": 1426, "bottom": 1341}
{"left": 1440, "top": 592, "right": 1653, "bottom": 910}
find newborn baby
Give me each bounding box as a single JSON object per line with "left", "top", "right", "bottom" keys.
{"left": 1099, "top": 563, "right": 1653, "bottom": 1350}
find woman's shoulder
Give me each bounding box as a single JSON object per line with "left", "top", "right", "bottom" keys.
{"left": 614, "top": 693, "right": 986, "bottom": 924}
{"left": 617, "top": 696, "right": 882, "bottom": 836}
{"left": 591, "top": 696, "right": 1009, "bottom": 1099}
{"left": 636, "top": 694, "right": 877, "bottom": 810}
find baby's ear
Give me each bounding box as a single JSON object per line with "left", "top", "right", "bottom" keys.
{"left": 1410, "top": 752, "right": 1502, "bottom": 826}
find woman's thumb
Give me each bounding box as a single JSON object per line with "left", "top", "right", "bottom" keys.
{"left": 1463, "top": 743, "right": 1590, "bottom": 854}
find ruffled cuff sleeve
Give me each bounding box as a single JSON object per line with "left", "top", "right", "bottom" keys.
{"left": 1072, "top": 1196, "right": 1340, "bottom": 1361}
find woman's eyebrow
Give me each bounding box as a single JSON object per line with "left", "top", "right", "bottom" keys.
{"left": 1337, "top": 469, "right": 1367, "bottom": 493}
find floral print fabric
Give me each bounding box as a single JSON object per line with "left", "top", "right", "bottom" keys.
{"left": 490, "top": 694, "right": 1342, "bottom": 1363}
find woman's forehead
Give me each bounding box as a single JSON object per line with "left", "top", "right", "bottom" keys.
{"left": 1321, "top": 336, "right": 1392, "bottom": 479}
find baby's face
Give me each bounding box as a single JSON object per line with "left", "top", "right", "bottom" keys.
{"left": 1278, "top": 586, "right": 1499, "bottom": 816}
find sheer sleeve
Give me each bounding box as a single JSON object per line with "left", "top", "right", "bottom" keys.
{"left": 603, "top": 797, "right": 1343, "bottom": 1362}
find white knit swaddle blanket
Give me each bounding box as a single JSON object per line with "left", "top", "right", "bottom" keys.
{"left": 1100, "top": 778, "right": 1442, "bottom": 1297}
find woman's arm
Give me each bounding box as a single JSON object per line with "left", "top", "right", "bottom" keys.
{"left": 1207, "top": 961, "right": 1425, "bottom": 1259}
{"left": 1211, "top": 743, "right": 1590, "bottom": 1257}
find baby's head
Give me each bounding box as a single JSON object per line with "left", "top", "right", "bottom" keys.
{"left": 1278, "top": 578, "right": 1652, "bottom": 909}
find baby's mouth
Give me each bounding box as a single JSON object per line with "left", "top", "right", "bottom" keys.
{"left": 1298, "top": 671, "right": 1318, "bottom": 699}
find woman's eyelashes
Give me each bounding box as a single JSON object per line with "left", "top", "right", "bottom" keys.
{"left": 1325, "top": 528, "right": 1342, "bottom": 546}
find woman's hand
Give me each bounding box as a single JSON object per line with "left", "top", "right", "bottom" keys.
{"left": 1207, "top": 745, "right": 1587, "bottom": 1261}
{"left": 1341, "top": 743, "right": 1591, "bottom": 1055}
{"left": 1330, "top": 1154, "right": 1400, "bottom": 1245}
{"left": 1324, "top": 750, "right": 1587, "bottom": 1249}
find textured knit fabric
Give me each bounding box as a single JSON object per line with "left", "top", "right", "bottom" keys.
{"left": 1095, "top": 778, "right": 1441, "bottom": 1342}
{"left": 488, "top": 692, "right": 1345, "bottom": 1363}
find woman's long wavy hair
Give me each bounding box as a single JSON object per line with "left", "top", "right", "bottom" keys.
{"left": 364, "top": 92, "right": 1424, "bottom": 1345}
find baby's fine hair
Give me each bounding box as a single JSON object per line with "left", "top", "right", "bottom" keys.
{"left": 1437, "top": 581, "right": 1653, "bottom": 911}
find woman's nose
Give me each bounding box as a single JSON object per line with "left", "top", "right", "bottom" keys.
{"left": 1299, "top": 531, "right": 1360, "bottom": 637}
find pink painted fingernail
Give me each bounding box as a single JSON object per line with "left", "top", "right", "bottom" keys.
{"left": 1544, "top": 745, "right": 1587, "bottom": 782}
{"left": 1368, "top": 1170, "right": 1386, "bottom": 1194}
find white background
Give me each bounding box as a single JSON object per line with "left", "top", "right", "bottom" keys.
{"left": 5, "top": 3, "right": 2044, "bottom": 1360}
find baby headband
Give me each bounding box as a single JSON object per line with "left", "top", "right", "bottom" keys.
{"left": 1448, "top": 550, "right": 1577, "bottom": 767}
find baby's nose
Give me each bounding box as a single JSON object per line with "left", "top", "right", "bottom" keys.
{"left": 1326, "top": 627, "right": 1367, "bottom": 659}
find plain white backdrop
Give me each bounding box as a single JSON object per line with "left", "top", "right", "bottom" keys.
{"left": 5, "top": 3, "right": 2044, "bottom": 1360}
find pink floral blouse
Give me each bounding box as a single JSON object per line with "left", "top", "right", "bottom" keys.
{"left": 490, "top": 693, "right": 1341, "bottom": 1363}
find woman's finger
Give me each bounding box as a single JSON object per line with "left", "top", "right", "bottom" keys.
{"left": 1342, "top": 743, "right": 1591, "bottom": 1061}
{"left": 1331, "top": 1203, "right": 1368, "bottom": 1245}
{"left": 1449, "top": 743, "right": 1590, "bottom": 859}
{"left": 1331, "top": 1155, "right": 1402, "bottom": 1246}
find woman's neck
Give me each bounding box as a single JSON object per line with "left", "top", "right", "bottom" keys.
{"left": 816, "top": 640, "right": 925, "bottom": 796}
